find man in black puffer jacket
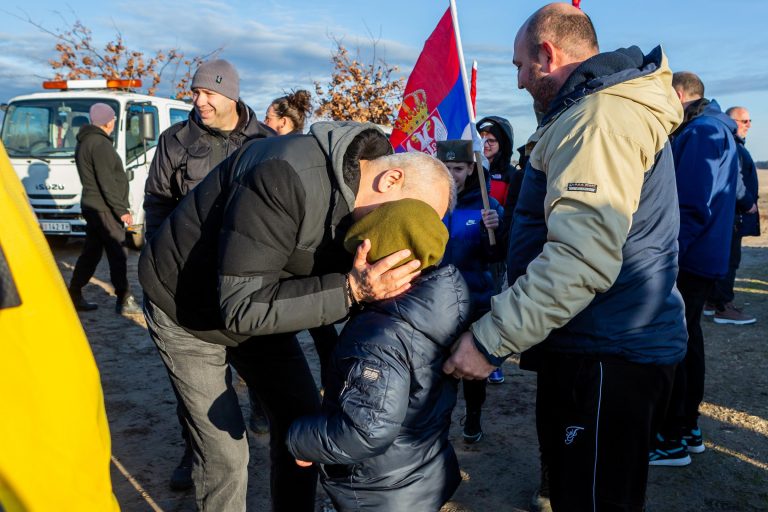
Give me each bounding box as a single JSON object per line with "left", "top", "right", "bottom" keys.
{"left": 139, "top": 124, "right": 454, "bottom": 512}
{"left": 68, "top": 103, "right": 141, "bottom": 315}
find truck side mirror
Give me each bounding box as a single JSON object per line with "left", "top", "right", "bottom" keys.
{"left": 140, "top": 112, "right": 156, "bottom": 141}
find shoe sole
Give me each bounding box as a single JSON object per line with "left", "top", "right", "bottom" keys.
{"left": 713, "top": 317, "right": 756, "bottom": 325}
{"left": 463, "top": 432, "right": 483, "bottom": 444}
{"left": 702, "top": 310, "right": 715, "bottom": 317}
{"left": 686, "top": 443, "right": 705, "bottom": 454}
{"left": 488, "top": 378, "right": 505, "bottom": 384}
{"left": 649, "top": 454, "right": 692, "bottom": 466}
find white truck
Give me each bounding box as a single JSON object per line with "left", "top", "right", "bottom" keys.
{"left": 0, "top": 79, "right": 192, "bottom": 248}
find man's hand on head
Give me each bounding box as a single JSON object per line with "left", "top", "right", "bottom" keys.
{"left": 347, "top": 239, "right": 421, "bottom": 303}
{"left": 443, "top": 331, "right": 496, "bottom": 379}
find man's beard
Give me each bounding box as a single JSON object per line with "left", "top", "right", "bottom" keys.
{"left": 529, "top": 72, "right": 560, "bottom": 117}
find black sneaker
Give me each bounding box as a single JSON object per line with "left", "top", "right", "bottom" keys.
{"left": 69, "top": 290, "right": 98, "bottom": 311}
{"left": 116, "top": 294, "right": 142, "bottom": 315}
{"left": 462, "top": 411, "right": 483, "bottom": 444}
{"left": 682, "top": 426, "right": 705, "bottom": 454}
{"left": 169, "top": 446, "right": 194, "bottom": 491}
{"left": 649, "top": 433, "right": 691, "bottom": 466}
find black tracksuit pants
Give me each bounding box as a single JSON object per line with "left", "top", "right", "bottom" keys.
{"left": 537, "top": 353, "right": 675, "bottom": 511}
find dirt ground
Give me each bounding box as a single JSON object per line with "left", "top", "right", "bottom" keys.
{"left": 51, "top": 171, "right": 768, "bottom": 511}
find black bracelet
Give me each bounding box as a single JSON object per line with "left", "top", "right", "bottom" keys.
{"left": 344, "top": 274, "right": 358, "bottom": 309}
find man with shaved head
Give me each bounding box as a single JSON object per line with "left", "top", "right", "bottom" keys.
{"left": 443, "top": 3, "right": 687, "bottom": 509}
{"left": 705, "top": 106, "right": 760, "bottom": 324}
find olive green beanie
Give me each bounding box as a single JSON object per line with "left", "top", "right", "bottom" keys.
{"left": 344, "top": 198, "right": 448, "bottom": 271}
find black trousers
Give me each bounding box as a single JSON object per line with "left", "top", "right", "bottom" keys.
{"left": 709, "top": 226, "right": 742, "bottom": 307}
{"left": 69, "top": 209, "right": 129, "bottom": 297}
{"left": 462, "top": 378, "right": 487, "bottom": 413}
{"left": 662, "top": 270, "right": 715, "bottom": 435}
{"left": 537, "top": 353, "right": 675, "bottom": 512}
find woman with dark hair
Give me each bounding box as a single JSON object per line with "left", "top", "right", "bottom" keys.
{"left": 264, "top": 89, "right": 313, "bottom": 134}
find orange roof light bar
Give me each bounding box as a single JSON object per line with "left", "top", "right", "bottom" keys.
{"left": 42, "top": 79, "right": 142, "bottom": 90}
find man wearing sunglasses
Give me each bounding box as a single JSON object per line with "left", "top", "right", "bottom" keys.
{"left": 703, "top": 107, "right": 760, "bottom": 324}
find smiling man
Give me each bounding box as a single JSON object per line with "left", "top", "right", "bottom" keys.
{"left": 142, "top": 58, "right": 274, "bottom": 492}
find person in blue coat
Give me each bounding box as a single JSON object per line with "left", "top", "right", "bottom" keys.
{"left": 704, "top": 106, "right": 760, "bottom": 325}
{"left": 287, "top": 198, "right": 470, "bottom": 512}
{"left": 437, "top": 139, "right": 506, "bottom": 444}
{"left": 650, "top": 72, "right": 740, "bottom": 466}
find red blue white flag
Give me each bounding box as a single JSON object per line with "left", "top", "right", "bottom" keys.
{"left": 390, "top": 8, "right": 473, "bottom": 154}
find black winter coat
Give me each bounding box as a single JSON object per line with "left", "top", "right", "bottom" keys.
{"left": 75, "top": 125, "right": 130, "bottom": 218}
{"left": 287, "top": 266, "right": 471, "bottom": 512}
{"left": 143, "top": 102, "right": 274, "bottom": 239}
{"left": 139, "top": 122, "right": 377, "bottom": 346}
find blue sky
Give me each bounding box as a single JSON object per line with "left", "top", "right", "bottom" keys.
{"left": 1, "top": 0, "right": 767, "bottom": 160}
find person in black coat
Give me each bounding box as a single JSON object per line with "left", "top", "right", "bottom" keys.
{"left": 68, "top": 103, "right": 141, "bottom": 315}
{"left": 287, "top": 198, "right": 470, "bottom": 512}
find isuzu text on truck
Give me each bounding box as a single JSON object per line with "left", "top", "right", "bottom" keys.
{"left": 0, "top": 79, "right": 192, "bottom": 248}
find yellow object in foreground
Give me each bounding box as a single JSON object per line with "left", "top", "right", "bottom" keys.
{"left": 0, "top": 141, "right": 119, "bottom": 511}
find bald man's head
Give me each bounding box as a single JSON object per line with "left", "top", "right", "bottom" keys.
{"left": 523, "top": 3, "right": 599, "bottom": 61}
{"left": 513, "top": 3, "right": 599, "bottom": 114}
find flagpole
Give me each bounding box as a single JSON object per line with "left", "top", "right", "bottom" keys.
{"left": 449, "top": 0, "right": 496, "bottom": 245}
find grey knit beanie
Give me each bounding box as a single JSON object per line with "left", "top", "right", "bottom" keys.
{"left": 191, "top": 59, "right": 240, "bottom": 101}
{"left": 89, "top": 103, "right": 115, "bottom": 126}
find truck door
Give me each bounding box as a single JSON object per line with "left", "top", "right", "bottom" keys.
{"left": 123, "top": 103, "right": 159, "bottom": 248}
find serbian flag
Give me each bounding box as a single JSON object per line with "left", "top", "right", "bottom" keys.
{"left": 390, "top": 8, "right": 472, "bottom": 154}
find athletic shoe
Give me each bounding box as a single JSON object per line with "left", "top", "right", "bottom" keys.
{"left": 649, "top": 433, "right": 691, "bottom": 466}
{"left": 488, "top": 367, "right": 505, "bottom": 384}
{"left": 462, "top": 411, "right": 483, "bottom": 444}
{"left": 682, "top": 426, "right": 705, "bottom": 454}
{"left": 702, "top": 302, "right": 716, "bottom": 317}
{"left": 713, "top": 302, "right": 756, "bottom": 325}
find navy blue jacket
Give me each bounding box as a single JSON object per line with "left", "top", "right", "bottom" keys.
{"left": 287, "top": 266, "right": 470, "bottom": 512}
{"left": 735, "top": 138, "right": 761, "bottom": 237}
{"left": 674, "top": 100, "right": 740, "bottom": 279}
{"left": 441, "top": 185, "right": 505, "bottom": 320}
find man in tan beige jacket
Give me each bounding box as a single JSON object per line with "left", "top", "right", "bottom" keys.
{"left": 443, "top": 3, "right": 687, "bottom": 509}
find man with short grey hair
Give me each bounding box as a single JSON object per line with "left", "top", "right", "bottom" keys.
{"left": 704, "top": 106, "right": 760, "bottom": 324}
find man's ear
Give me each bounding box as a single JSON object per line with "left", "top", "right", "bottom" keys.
{"left": 373, "top": 168, "right": 405, "bottom": 193}
{"left": 540, "top": 41, "right": 556, "bottom": 73}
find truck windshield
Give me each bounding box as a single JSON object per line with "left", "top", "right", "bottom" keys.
{"left": 0, "top": 99, "right": 119, "bottom": 158}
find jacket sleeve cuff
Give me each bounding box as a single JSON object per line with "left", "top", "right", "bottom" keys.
{"left": 469, "top": 316, "right": 507, "bottom": 367}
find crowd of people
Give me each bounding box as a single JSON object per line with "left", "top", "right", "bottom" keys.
{"left": 64, "top": 2, "right": 761, "bottom": 511}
